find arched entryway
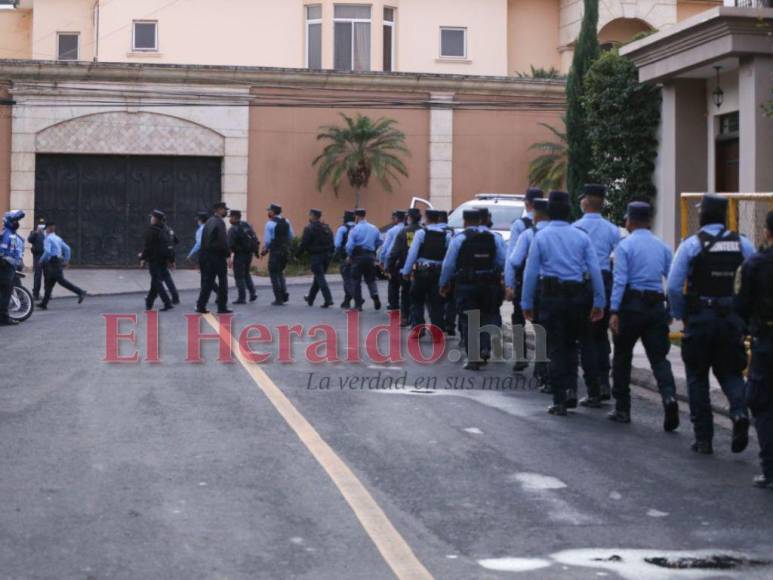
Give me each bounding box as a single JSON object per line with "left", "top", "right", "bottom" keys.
{"left": 598, "top": 18, "right": 654, "bottom": 51}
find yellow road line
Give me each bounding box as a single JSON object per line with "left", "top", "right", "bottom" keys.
{"left": 203, "top": 314, "right": 433, "bottom": 580}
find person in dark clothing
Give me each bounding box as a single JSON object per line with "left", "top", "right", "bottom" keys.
{"left": 227, "top": 210, "right": 259, "bottom": 304}
{"left": 388, "top": 208, "right": 422, "bottom": 327}
{"left": 139, "top": 210, "right": 175, "bottom": 311}
{"left": 334, "top": 211, "right": 356, "bottom": 308}
{"left": 260, "top": 203, "right": 295, "bottom": 306}
{"left": 196, "top": 202, "right": 231, "bottom": 314}
{"left": 735, "top": 210, "right": 773, "bottom": 489}
{"left": 26, "top": 219, "right": 46, "bottom": 301}
{"left": 160, "top": 221, "right": 180, "bottom": 305}
{"left": 298, "top": 209, "right": 335, "bottom": 308}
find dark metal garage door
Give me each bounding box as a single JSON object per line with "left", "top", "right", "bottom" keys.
{"left": 35, "top": 154, "right": 222, "bottom": 267}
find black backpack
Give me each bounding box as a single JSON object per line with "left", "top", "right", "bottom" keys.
{"left": 242, "top": 223, "right": 260, "bottom": 255}
{"left": 273, "top": 217, "right": 290, "bottom": 247}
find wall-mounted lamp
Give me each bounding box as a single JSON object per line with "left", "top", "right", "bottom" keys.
{"left": 712, "top": 66, "right": 724, "bottom": 109}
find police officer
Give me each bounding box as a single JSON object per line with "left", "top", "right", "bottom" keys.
{"left": 38, "top": 221, "right": 87, "bottom": 310}
{"left": 196, "top": 202, "right": 231, "bottom": 315}
{"left": 227, "top": 209, "right": 259, "bottom": 304}
{"left": 160, "top": 219, "right": 180, "bottom": 305}
{"left": 521, "top": 191, "right": 605, "bottom": 416}
{"left": 299, "top": 208, "right": 335, "bottom": 308}
{"left": 139, "top": 210, "right": 175, "bottom": 312}
{"left": 735, "top": 210, "right": 773, "bottom": 488}
{"left": 335, "top": 210, "right": 356, "bottom": 309}
{"left": 439, "top": 210, "right": 457, "bottom": 336}
{"left": 345, "top": 208, "right": 382, "bottom": 312}
{"left": 574, "top": 184, "right": 621, "bottom": 404}
{"left": 389, "top": 208, "right": 422, "bottom": 327}
{"left": 0, "top": 210, "right": 25, "bottom": 326}
{"left": 261, "top": 203, "right": 294, "bottom": 306}
{"left": 505, "top": 198, "right": 550, "bottom": 379}
{"left": 667, "top": 194, "right": 755, "bottom": 455}
{"left": 401, "top": 209, "right": 451, "bottom": 334}
{"left": 440, "top": 209, "right": 506, "bottom": 370}
{"left": 27, "top": 219, "right": 46, "bottom": 301}
{"left": 508, "top": 188, "right": 544, "bottom": 370}
{"left": 608, "top": 202, "right": 679, "bottom": 430}
{"left": 380, "top": 210, "right": 406, "bottom": 311}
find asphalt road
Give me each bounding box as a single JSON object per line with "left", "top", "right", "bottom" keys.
{"left": 2, "top": 282, "right": 772, "bottom": 580}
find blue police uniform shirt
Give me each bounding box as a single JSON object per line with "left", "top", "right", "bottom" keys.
{"left": 440, "top": 225, "right": 506, "bottom": 288}
{"left": 379, "top": 223, "right": 404, "bottom": 265}
{"left": 400, "top": 223, "right": 452, "bottom": 276}
{"left": 187, "top": 223, "right": 205, "bottom": 260}
{"left": 334, "top": 222, "right": 355, "bottom": 254}
{"left": 40, "top": 232, "right": 72, "bottom": 263}
{"left": 505, "top": 221, "right": 548, "bottom": 289}
{"left": 507, "top": 211, "right": 533, "bottom": 257}
{"left": 0, "top": 229, "right": 24, "bottom": 268}
{"left": 345, "top": 220, "right": 382, "bottom": 255}
{"left": 573, "top": 212, "right": 620, "bottom": 272}
{"left": 667, "top": 223, "right": 755, "bottom": 320}
{"left": 521, "top": 221, "right": 606, "bottom": 311}
{"left": 610, "top": 228, "right": 673, "bottom": 311}
{"left": 263, "top": 217, "right": 295, "bottom": 250}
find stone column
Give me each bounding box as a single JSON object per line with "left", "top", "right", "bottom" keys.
{"left": 428, "top": 93, "right": 454, "bottom": 211}
{"left": 738, "top": 55, "right": 773, "bottom": 194}
{"left": 655, "top": 79, "right": 708, "bottom": 247}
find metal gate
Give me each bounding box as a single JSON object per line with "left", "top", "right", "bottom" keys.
{"left": 35, "top": 154, "right": 222, "bottom": 267}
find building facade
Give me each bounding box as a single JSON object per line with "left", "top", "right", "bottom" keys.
{"left": 0, "top": 0, "right": 737, "bottom": 265}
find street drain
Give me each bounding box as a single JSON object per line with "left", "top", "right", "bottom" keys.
{"left": 644, "top": 555, "right": 771, "bottom": 570}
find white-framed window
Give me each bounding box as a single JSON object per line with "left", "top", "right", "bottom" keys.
{"left": 306, "top": 5, "right": 322, "bottom": 69}
{"left": 383, "top": 7, "right": 395, "bottom": 72}
{"left": 57, "top": 32, "right": 79, "bottom": 61}
{"left": 440, "top": 27, "right": 467, "bottom": 59}
{"left": 333, "top": 4, "right": 371, "bottom": 72}
{"left": 132, "top": 20, "right": 158, "bottom": 52}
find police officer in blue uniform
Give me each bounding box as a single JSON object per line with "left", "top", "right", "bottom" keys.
{"left": 608, "top": 202, "right": 679, "bottom": 430}
{"left": 389, "top": 208, "right": 422, "bottom": 326}
{"left": 506, "top": 198, "right": 550, "bottom": 379}
{"left": 440, "top": 209, "right": 506, "bottom": 370}
{"left": 0, "top": 210, "right": 25, "bottom": 325}
{"left": 38, "top": 221, "right": 87, "bottom": 310}
{"left": 380, "top": 210, "right": 406, "bottom": 311}
{"left": 439, "top": 210, "right": 457, "bottom": 336}
{"left": 346, "top": 208, "right": 382, "bottom": 311}
{"left": 335, "top": 210, "right": 356, "bottom": 309}
{"left": 735, "top": 210, "right": 773, "bottom": 489}
{"left": 508, "top": 188, "right": 543, "bottom": 257}
{"left": 261, "top": 203, "right": 294, "bottom": 306}
{"left": 522, "top": 191, "right": 605, "bottom": 416}
{"left": 574, "top": 184, "right": 621, "bottom": 404}
{"left": 401, "top": 209, "right": 451, "bottom": 334}
{"left": 668, "top": 194, "right": 755, "bottom": 455}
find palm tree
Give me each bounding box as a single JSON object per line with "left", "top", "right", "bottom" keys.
{"left": 528, "top": 118, "right": 567, "bottom": 191}
{"left": 313, "top": 113, "right": 410, "bottom": 208}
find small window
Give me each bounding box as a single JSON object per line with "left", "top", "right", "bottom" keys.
{"left": 383, "top": 7, "right": 395, "bottom": 72}
{"left": 306, "top": 5, "right": 322, "bottom": 69}
{"left": 57, "top": 32, "right": 79, "bottom": 61}
{"left": 719, "top": 111, "right": 740, "bottom": 137}
{"left": 133, "top": 21, "right": 158, "bottom": 51}
{"left": 440, "top": 27, "right": 466, "bottom": 59}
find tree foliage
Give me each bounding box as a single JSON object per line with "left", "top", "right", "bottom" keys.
{"left": 313, "top": 113, "right": 410, "bottom": 208}
{"left": 528, "top": 118, "right": 567, "bottom": 191}
{"left": 584, "top": 50, "right": 661, "bottom": 224}
{"left": 565, "top": 0, "right": 600, "bottom": 211}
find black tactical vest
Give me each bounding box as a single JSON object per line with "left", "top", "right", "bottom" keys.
{"left": 457, "top": 229, "right": 496, "bottom": 276}
{"left": 273, "top": 217, "right": 290, "bottom": 247}
{"left": 752, "top": 249, "right": 773, "bottom": 325}
{"left": 520, "top": 216, "right": 534, "bottom": 231}
{"left": 687, "top": 229, "right": 744, "bottom": 298}
{"left": 418, "top": 229, "right": 447, "bottom": 261}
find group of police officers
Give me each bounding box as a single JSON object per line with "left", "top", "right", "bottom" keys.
{"left": 1, "top": 185, "right": 772, "bottom": 489}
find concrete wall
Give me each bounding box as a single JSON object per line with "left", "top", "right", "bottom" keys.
{"left": 0, "top": 83, "right": 10, "bottom": 215}
{"left": 452, "top": 104, "right": 564, "bottom": 208}
{"left": 738, "top": 55, "right": 773, "bottom": 194}
{"left": 677, "top": 0, "right": 723, "bottom": 21}
{"left": 31, "top": 0, "right": 94, "bottom": 61}
{"left": 247, "top": 89, "right": 431, "bottom": 236}
{"left": 508, "top": 0, "right": 561, "bottom": 76}
{"left": 0, "top": 8, "right": 32, "bottom": 60}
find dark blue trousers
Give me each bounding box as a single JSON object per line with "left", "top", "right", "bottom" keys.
{"left": 748, "top": 335, "right": 773, "bottom": 479}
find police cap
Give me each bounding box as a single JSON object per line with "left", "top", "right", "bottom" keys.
{"left": 407, "top": 208, "right": 422, "bottom": 220}
{"left": 532, "top": 198, "right": 549, "bottom": 215}
{"left": 625, "top": 201, "right": 652, "bottom": 222}
{"left": 580, "top": 184, "right": 607, "bottom": 200}
{"left": 425, "top": 209, "right": 443, "bottom": 221}
{"left": 393, "top": 210, "right": 407, "bottom": 220}
{"left": 151, "top": 209, "right": 166, "bottom": 220}
{"left": 699, "top": 194, "right": 727, "bottom": 226}
{"left": 525, "top": 187, "right": 544, "bottom": 203}
{"left": 344, "top": 210, "right": 356, "bottom": 222}
{"left": 354, "top": 208, "right": 367, "bottom": 217}
{"left": 309, "top": 208, "right": 322, "bottom": 218}
{"left": 229, "top": 209, "right": 242, "bottom": 219}
{"left": 197, "top": 211, "right": 210, "bottom": 221}
{"left": 548, "top": 190, "right": 571, "bottom": 221}
{"left": 267, "top": 203, "right": 282, "bottom": 214}
{"left": 463, "top": 209, "right": 481, "bottom": 222}
{"left": 213, "top": 201, "right": 229, "bottom": 212}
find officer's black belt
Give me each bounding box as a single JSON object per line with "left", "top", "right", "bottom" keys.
{"left": 351, "top": 248, "right": 376, "bottom": 257}
{"left": 541, "top": 276, "right": 586, "bottom": 295}
{"left": 624, "top": 289, "right": 665, "bottom": 302}
{"left": 415, "top": 263, "right": 441, "bottom": 271}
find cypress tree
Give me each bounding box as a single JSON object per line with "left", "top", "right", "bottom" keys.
{"left": 565, "top": 0, "right": 600, "bottom": 211}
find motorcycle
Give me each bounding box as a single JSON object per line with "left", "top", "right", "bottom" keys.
{"left": 9, "top": 271, "right": 34, "bottom": 322}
